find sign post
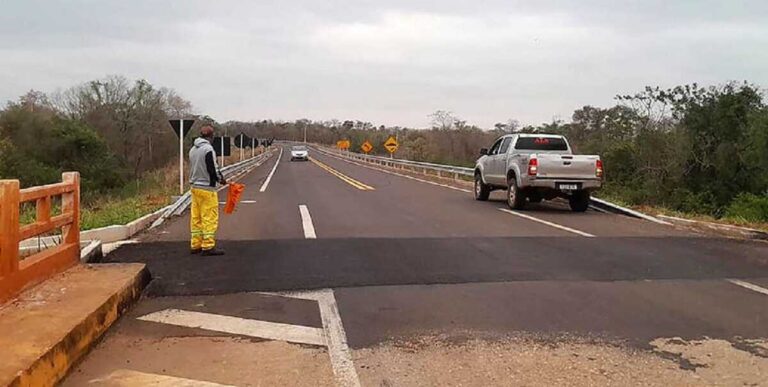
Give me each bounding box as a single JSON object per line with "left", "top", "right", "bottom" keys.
{"left": 384, "top": 135, "right": 399, "bottom": 158}
{"left": 169, "top": 119, "right": 195, "bottom": 195}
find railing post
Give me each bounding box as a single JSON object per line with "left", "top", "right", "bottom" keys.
{"left": 0, "top": 180, "right": 20, "bottom": 276}
{"left": 61, "top": 172, "right": 80, "bottom": 247}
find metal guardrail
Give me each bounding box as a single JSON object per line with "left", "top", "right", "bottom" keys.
{"left": 317, "top": 146, "right": 474, "bottom": 179}
{"left": 150, "top": 149, "right": 276, "bottom": 228}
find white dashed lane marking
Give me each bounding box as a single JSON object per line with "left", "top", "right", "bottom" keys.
{"left": 498, "top": 208, "right": 596, "bottom": 237}
{"left": 727, "top": 279, "right": 768, "bottom": 296}
{"left": 299, "top": 204, "right": 317, "bottom": 239}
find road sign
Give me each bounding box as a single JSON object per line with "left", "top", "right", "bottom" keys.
{"left": 337, "top": 140, "right": 350, "bottom": 150}
{"left": 361, "top": 141, "right": 373, "bottom": 154}
{"left": 169, "top": 119, "right": 196, "bottom": 195}
{"left": 384, "top": 136, "right": 398, "bottom": 154}
{"left": 234, "top": 133, "right": 251, "bottom": 148}
{"left": 169, "top": 119, "right": 195, "bottom": 138}
{"left": 213, "top": 136, "right": 231, "bottom": 157}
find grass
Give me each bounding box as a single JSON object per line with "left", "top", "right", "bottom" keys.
{"left": 78, "top": 164, "right": 177, "bottom": 231}
{"left": 593, "top": 191, "right": 768, "bottom": 232}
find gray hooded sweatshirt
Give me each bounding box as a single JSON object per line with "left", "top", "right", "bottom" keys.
{"left": 189, "top": 137, "right": 223, "bottom": 191}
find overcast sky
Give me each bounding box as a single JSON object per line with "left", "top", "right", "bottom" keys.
{"left": 2, "top": 1, "right": 767, "bottom": 128}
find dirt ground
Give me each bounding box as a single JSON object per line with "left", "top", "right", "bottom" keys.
{"left": 353, "top": 333, "right": 768, "bottom": 387}
{"left": 63, "top": 336, "right": 335, "bottom": 387}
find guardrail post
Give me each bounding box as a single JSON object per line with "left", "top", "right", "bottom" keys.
{"left": 0, "top": 180, "right": 20, "bottom": 276}
{"left": 61, "top": 172, "right": 80, "bottom": 246}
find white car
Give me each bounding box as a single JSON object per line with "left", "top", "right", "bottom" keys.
{"left": 290, "top": 145, "right": 309, "bottom": 161}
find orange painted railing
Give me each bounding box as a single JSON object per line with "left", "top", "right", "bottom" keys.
{"left": 0, "top": 172, "right": 80, "bottom": 303}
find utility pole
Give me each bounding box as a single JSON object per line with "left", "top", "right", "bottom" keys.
{"left": 303, "top": 124, "right": 307, "bottom": 143}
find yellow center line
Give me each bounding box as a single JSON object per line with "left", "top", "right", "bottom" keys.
{"left": 310, "top": 157, "right": 375, "bottom": 190}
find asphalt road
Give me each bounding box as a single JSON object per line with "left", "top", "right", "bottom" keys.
{"left": 65, "top": 145, "right": 768, "bottom": 386}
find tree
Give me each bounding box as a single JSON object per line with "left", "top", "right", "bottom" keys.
{"left": 429, "top": 110, "right": 459, "bottom": 131}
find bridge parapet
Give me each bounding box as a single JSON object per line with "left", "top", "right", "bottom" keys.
{"left": 0, "top": 172, "right": 80, "bottom": 303}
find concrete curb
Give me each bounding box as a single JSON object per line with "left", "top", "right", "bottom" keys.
{"left": 589, "top": 197, "right": 672, "bottom": 225}
{"left": 2, "top": 264, "right": 150, "bottom": 387}
{"left": 79, "top": 240, "right": 103, "bottom": 263}
{"left": 657, "top": 214, "right": 768, "bottom": 241}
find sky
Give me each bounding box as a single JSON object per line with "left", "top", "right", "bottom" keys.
{"left": 1, "top": 0, "right": 767, "bottom": 128}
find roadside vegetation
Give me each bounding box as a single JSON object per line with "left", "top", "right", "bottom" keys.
{"left": 0, "top": 76, "right": 211, "bottom": 230}
{"left": 228, "top": 82, "right": 768, "bottom": 226}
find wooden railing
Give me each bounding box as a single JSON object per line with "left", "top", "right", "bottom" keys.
{"left": 0, "top": 172, "right": 80, "bottom": 303}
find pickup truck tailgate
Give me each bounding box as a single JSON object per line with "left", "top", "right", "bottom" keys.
{"left": 534, "top": 153, "right": 600, "bottom": 180}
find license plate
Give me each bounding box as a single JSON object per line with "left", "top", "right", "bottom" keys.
{"left": 557, "top": 183, "right": 579, "bottom": 191}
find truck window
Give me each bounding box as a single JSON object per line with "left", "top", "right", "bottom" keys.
{"left": 499, "top": 138, "right": 512, "bottom": 153}
{"left": 488, "top": 138, "right": 503, "bottom": 155}
{"left": 514, "top": 137, "right": 568, "bottom": 151}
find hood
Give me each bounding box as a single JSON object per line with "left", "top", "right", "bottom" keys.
{"left": 194, "top": 137, "right": 211, "bottom": 147}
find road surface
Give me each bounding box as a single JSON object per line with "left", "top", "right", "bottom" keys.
{"left": 63, "top": 145, "right": 768, "bottom": 387}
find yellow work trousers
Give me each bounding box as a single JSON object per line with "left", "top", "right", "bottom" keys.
{"left": 190, "top": 188, "right": 219, "bottom": 250}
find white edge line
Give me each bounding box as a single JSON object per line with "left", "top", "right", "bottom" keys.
{"left": 727, "top": 279, "right": 768, "bottom": 296}
{"left": 299, "top": 204, "right": 317, "bottom": 239}
{"left": 137, "top": 308, "right": 325, "bottom": 347}
{"left": 259, "top": 147, "right": 283, "bottom": 192}
{"left": 498, "top": 208, "right": 595, "bottom": 237}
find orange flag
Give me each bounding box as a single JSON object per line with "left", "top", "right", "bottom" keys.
{"left": 224, "top": 182, "right": 245, "bottom": 214}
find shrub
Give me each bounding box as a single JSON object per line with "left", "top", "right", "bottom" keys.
{"left": 725, "top": 193, "right": 768, "bottom": 223}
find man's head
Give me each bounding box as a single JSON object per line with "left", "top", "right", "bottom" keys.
{"left": 200, "top": 125, "right": 215, "bottom": 139}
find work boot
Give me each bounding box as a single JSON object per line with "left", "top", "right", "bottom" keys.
{"left": 190, "top": 248, "right": 202, "bottom": 254}
{"left": 201, "top": 248, "right": 225, "bottom": 256}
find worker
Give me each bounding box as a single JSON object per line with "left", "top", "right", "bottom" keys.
{"left": 188, "top": 125, "right": 226, "bottom": 255}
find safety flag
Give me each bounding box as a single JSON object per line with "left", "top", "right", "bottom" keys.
{"left": 224, "top": 182, "right": 246, "bottom": 214}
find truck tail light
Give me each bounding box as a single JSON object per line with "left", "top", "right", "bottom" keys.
{"left": 528, "top": 157, "right": 538, "bottom": 176}
{"left": 596, "top": 159, "right": 604, "bottom": 178}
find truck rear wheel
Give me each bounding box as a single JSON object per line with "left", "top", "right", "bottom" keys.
{"left": 569, "top": 190, "right": 590, "bottom": 212}
{"left": 474, "top": 174, "right": 490, "bottom": 201}
{"left": 507, "top": 178, "right": 526, "bottom": 210}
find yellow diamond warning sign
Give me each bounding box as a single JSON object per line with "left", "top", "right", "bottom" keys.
{"left": 361, "top": 140, "right": 373, "bottom": 154}
{"left": 383, "top": 136, "right": 398, "bottom": 154}
{"left": 337, "top": 140, "right": 350, "bottom": 150}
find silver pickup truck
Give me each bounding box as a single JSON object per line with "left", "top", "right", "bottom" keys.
{"left": 474, "top": 134, "right": 603, "bottom": 212}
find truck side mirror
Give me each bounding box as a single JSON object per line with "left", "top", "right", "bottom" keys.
{"left": 480, "top": 148, "right": 488, "bottom": 156}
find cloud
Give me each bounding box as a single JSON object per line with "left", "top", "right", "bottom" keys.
{"left": 1, "top": 1, "right": 767, "bottom": 128}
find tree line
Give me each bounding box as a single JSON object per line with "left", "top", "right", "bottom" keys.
{"left": 0, "top": 75, "right": 198, "bottom": 197}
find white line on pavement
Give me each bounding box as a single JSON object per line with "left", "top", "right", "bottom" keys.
{"left": 727, "top": 279, "right": 768, "bottom": 296}
{"left": 498, "top": 208, "right": 596, "bottom": 237}
{"left": 137, "top": 308, "right": 326, "bottom": 346}
{"left": 91, "top": 369, "right": 235, "bottom": 386}
{"left": 259, "top": 147, "right": 283, "bottom": 192}
{"left": 299, "top": 204, "right": 317, "bottom": 239}
{"left": 268, "top": 289, "right": 361, "bottom": 387}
